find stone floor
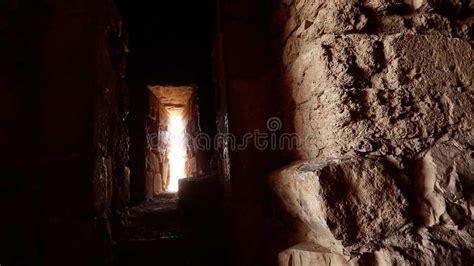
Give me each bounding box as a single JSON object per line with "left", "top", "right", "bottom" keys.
{"left": 116, "top": 183, "right": 227, "bottom": 266}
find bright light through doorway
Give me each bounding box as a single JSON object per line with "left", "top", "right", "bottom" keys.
{"left": 167, "top": 113, "right": 186, "bottom": 192}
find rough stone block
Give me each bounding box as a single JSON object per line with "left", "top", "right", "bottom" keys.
{"left": 269, "top": 157, "right": 408, "bottom": 248}
{"left": 178, "top": 175, "right": 219, "bottom": 213}
{"left": 415, "top": 130, "right": 474, "bottom": 228}
{"left": 278, "top": 243, "right": 352, "bottom": 266}
{"left": 287, "top": 33, "right": 473, "bottom": 159}
{"left": 384, "top": 33, "right": 473, "bottom": 89}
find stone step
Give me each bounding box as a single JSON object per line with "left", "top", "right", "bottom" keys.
{"left": 116, "top": 177, "right": 226, "bottom": 265}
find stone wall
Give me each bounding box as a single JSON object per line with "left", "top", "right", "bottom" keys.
{"left": 269, "top": 0, "right": 474, "bottom": 264}
{"left": 0, "top": 0, "right": 129, "bottom": 265}
{"left": 217, "top": 0, "right": 288, "bottom": 264}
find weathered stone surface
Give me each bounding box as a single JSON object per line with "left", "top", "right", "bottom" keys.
{"left": 384, "top": 34, "right": 473, "bottom": 89}
{"left": 318, "top": 159, "right": 408, "bottom": 246}
{"left": 270, "top": 154, "right": 474, "bottom": 263}
{"left": 364, "top": 0, "right": 407, "bottom": 12}
{"left": 312, "top": 1, "right": 368, "bottom": 35}
{"left": 269, "top": 157, "right": 409, "bottom": 250}
{"left": 270, "top": 0, "right": 474, "bottom": 264}
{"left": 415, "top": 130, "right": 474, "bottom": 228}
{"left": 278, "top": 243, "right": 353, "bottom": 266}
{"left": 270, "top": 160, "right": 343, "bottom": 252}
{"left": 288, "top": 32, "right": 473, "bottom": 160}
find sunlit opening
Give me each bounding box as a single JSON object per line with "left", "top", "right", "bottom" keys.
{"left": 167, "top": 113, "right": 186, "bottom": 192}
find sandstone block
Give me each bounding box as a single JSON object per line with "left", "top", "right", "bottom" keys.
{"left": 269, "top": 157, "right": 408, "bottom": 248}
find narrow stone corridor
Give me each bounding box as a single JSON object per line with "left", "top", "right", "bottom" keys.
{"left": 0, "top": 0, "right": 473, "bottom": 265}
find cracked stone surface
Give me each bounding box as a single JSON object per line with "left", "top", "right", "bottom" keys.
{"left": 269, "top": 0, "right": 474, "bottom": 264}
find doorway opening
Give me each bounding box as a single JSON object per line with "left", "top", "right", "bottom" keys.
{"left": 167, "top": 111, "right": 186, "bottom": 192}
{"left": 147, "top": 85, "right": 202, "bottom": 194}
